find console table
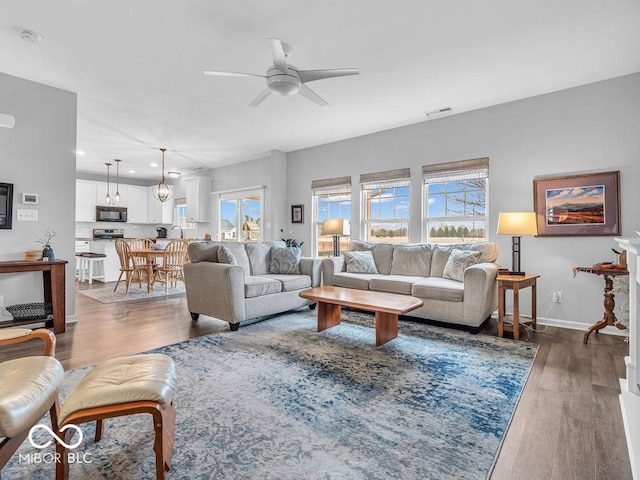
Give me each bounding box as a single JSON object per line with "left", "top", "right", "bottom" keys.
{"left": 0, "top": 259, "right": 67, "bottom": 334}
{"left": 572, "top": 265, "right": 629, "bottom": 344}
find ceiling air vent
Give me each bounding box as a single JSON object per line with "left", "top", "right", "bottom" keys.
{"left": 425, "top": 107, "right": 453, "bottom": 119}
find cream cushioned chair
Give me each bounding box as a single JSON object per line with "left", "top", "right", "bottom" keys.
{"left": 0, "top": 328, "right": 64, "bottom": 477}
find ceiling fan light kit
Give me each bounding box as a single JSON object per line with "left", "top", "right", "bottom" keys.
{"left": 204, "top": 38, "right": 359, "bottom": 107}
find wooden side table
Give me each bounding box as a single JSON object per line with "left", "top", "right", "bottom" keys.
{"left": 497, "top": 274, "right": 540, "bottom": 341}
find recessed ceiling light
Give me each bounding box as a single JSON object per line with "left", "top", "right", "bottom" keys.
{"left": 75, "top": 150, "right": 85, "bottom": 156}
{"left": 150, "top": 163, "right": 158, "bottom": 167}
{"left": 128, "top": 170, "right": 136, "bottom": 174}
{"left": 167, "top": 171, "right": 181, "bottom": 179}
{"left": 20, "top": 29, "right": 43, "bottom": 44}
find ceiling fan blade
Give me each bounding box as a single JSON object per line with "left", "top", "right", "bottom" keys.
{"left": 268, "top": 38, "right": 288, "bottom": 74}
{"left": 299, "top": 85, "right": 328, "bottom": 107}
{"left": 249, "top": 88, "right": 272, "bottom": 107}
{"left": 204, "top": 71, "right": 265, "bottom": 78}
{"left": 299, "top": 68, "right": 359, "bottom": 83}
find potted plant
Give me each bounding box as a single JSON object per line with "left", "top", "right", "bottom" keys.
{"left": 280, "top": 229, "right": 304, "bottom": 248}
{"left": 36, "top": 228, "right": 57, "bottom": 261}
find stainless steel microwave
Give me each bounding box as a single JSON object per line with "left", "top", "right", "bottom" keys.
{"left": 96, "top": 206, "right": 127, "bottom": 222}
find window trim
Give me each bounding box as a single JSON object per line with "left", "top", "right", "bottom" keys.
{"left": 312, "top": 176, "right": 352, "bottom": 257}
{"left": 217, "top": 187, "right": 264, "bottom": 242}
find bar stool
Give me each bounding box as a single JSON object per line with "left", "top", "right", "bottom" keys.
{"left": 77, "top": 253, "right": 106, "bottom": 285}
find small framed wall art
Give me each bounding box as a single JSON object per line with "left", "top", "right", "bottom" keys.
{"left": 0, "top": 182, "right": 14, "bottom": 229}
{"left": 533, "top": 170, "right": 620, "bottom": 236}
{"left": 291, "top": 204, "right": 304, "bottom": 224}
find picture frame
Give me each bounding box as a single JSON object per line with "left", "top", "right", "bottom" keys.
{"left": 291, "top": 204, "right": 304, "bottom": 224}
{"left": 0, "top": 182, "right": 14, "bottom": 229}
{"left": 533, "top": 170, "right": 620, "bottom": 236}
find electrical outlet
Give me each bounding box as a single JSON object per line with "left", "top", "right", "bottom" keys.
{"left": 552, "top": 291, "right": 562, "bottom": 303}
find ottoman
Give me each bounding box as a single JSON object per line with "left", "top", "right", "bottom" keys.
{"left": 56, "top": 354, "right": 177, "bottom": 480}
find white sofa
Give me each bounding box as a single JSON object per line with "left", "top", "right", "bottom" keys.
{"left": 321, "top": 240, "right": 499, "bottom": 330}
{"left": 183, "top": 241, "right": 321, "bottom": 330}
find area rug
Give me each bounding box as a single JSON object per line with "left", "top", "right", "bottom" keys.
{"left": 4, "top": 311, "right": 536, "bottom": 480}
{"left": 77, "top": 282, "right": 185, "bottom": 303}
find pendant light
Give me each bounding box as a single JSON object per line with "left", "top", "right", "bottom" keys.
{"left": 113, "top": 159, "right": 121, "bottom": 203}
{"left": 104, "top": 162, "right": 112, "bottom": 204}
{"left": 152, "top": 148, "right": 172, "bottom": 202}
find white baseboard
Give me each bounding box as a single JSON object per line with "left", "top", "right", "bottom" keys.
{"left": 66, "top": 314, "right": 78, "bottom": 324}
{"left": 537, "top": 316, "right": 628, "bottom": 337}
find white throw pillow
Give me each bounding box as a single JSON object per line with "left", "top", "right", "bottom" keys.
{"left": 442, "top": 249, "right": 481, "bottom": 282}
{"left": 217, "top": 245, "right": 238, "bottom": 265}
{"left": 344, "top": 251, "right": 378, "bottom": 274}
{"left": 269, "top": 247, "right": 301, "bottom": 274}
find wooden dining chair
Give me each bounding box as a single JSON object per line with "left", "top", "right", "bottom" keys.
{"left": 153, "top": 240, "right": 189, "bottom": 294}
{"left": 114, "top": 238, "right": 145, "bottom": 294}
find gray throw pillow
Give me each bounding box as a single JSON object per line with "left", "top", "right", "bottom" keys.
{"left": 442, "top": 249, "right": 481, "bottom": 282}
{"left": 344, "top": 251, "right": 378, "bottom": 274}
{"left": 187, "top": 242, "right": 219, "bottom": 263}
{"left": 269, "top": 246, "right": 301, "bottom": 274}
{"left": 218, "top": 245, "right": 238, "bottom": 265}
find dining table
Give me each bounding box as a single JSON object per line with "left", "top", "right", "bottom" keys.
{"left": 130, "top": 248, "right": 166, "bottom": 293}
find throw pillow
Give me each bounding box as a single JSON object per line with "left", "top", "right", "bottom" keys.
{"left": 187, "top": 242, "right": 219, "bottom": 263}
{"left": 344, "top": 251, "right": 378, "bottom": 274}
{"left": 217, "top": 245, "right": 238, "bottom": 265}
{"left": 269, "top": 246, "right": 301, "bottom": 274}
{"left": 442, "top": 249, "right": 481, "bottom": 282}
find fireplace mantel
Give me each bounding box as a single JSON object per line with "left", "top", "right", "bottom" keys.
{"left": 615, "top": 237, "right": 640, "bottom": 479}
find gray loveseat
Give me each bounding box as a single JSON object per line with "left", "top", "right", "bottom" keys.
{"left": 183, "top": 241, "right": 321, "bottom": 330}
{"left": 322, "top": 240, "right": 499, "bottom": 330}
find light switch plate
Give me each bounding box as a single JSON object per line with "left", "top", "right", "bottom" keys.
{"left": 16, "top": 209, "right": 38, "bottom": 221}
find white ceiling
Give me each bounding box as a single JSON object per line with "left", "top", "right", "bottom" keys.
{"left": 1, "top": 0, "right": 639, "bottom": 181}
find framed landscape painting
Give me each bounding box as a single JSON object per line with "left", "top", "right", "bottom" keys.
{"left": 533, "top": 171, "right": 620, "bottom": 236}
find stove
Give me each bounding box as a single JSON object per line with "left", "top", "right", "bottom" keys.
{"left": 93, "top": 228, "right": 124, "bottom": 240}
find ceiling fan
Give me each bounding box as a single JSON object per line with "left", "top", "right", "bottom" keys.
{"left": 204, "top": 38, "right": 359, "bottom": 107}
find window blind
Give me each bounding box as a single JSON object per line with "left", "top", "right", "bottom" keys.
{"left": 422, "top": 158, "right": 489, "bottom": 183}
{"left": 360, "top": 168, "right": 411, "bottom": 190}
{"left": 311, "top": 175, "right": 351, "bottom": 195}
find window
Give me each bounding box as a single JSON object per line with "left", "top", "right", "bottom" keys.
{"left": 361, "top": 168, "right": 410, "bottom": 243}
{"left": 312, "top": 176, "right": 351, "bottom": 257}
{"left": 423, "top": 158, "right": 489, "bottom": 243}
{"left": 174, "top": 198, "right": 195, "bottom": 229}
{"left": 218, "top": 188, "right": 263, "bottom": 242}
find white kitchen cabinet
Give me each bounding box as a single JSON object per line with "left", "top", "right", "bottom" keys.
{"left": 103, "top": 240, "right": 121, "bottom": 282}
{"left": 185, "top": 177, "right": 211, "bottom": 223}
{"left": 147, "top": 186, "right": 173, "bottom": 224}
{"left": 76, "top": 180, "right": 97, "bottom": 222}
{"left": 126, "top": 185, "right": 148, "bottom": 223}
{"left": 95, "top": 180, "right": 128, "bottom": 207}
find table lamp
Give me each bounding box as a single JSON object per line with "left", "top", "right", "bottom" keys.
{"left": 497, "top": 212, "right": 538, "bottom": 275}
{"left": 323, "top": 219, "right": 350, "bottom": 257}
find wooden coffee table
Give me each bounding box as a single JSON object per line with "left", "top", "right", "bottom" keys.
{"left": 299, "top": 286, "right": 423, "bottom": 346}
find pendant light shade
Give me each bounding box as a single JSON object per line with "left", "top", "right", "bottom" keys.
{"left": 114, "top": 159, "right": 121, "bottom": 203}
{"left": 104, "top": 162, "right": 112, "bottom": 204}
{"left": 152, "top": 148, "right": 172, "bottom": 203}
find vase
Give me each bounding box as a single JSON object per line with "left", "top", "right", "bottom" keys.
{"left": 42, "top": 245, "right": 55, "bottom": 261}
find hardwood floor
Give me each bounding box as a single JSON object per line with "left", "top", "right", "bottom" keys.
{"left": 0, "top": 282, "right": 632, "bottom": 479}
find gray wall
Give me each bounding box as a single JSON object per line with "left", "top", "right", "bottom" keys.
{"left": 0, "top": 72, "right": 77, "bottom": 321}
{"left": 174, "top": 150, "right": 287, "bottom": 241}
{"left": 286, "top": 73, "right": 640, "bottom": 331}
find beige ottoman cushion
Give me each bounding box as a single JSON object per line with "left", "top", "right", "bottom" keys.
{"left": 60, "top": 353, "right": 176, "bottom": 423}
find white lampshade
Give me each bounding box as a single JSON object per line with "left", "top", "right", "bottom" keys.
{"left": 324, "top": 219, "right": 350, "bottom": 235}
{"left": 497, "top": 212, "right": 538, "bottom": 236}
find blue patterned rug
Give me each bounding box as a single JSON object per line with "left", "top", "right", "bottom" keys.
{"left": 5, "top": 311, "right": 536, "bottom": 479}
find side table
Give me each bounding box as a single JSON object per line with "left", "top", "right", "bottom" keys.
{"left": 497, "top": 274, "right": 540, "bottom": 341}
